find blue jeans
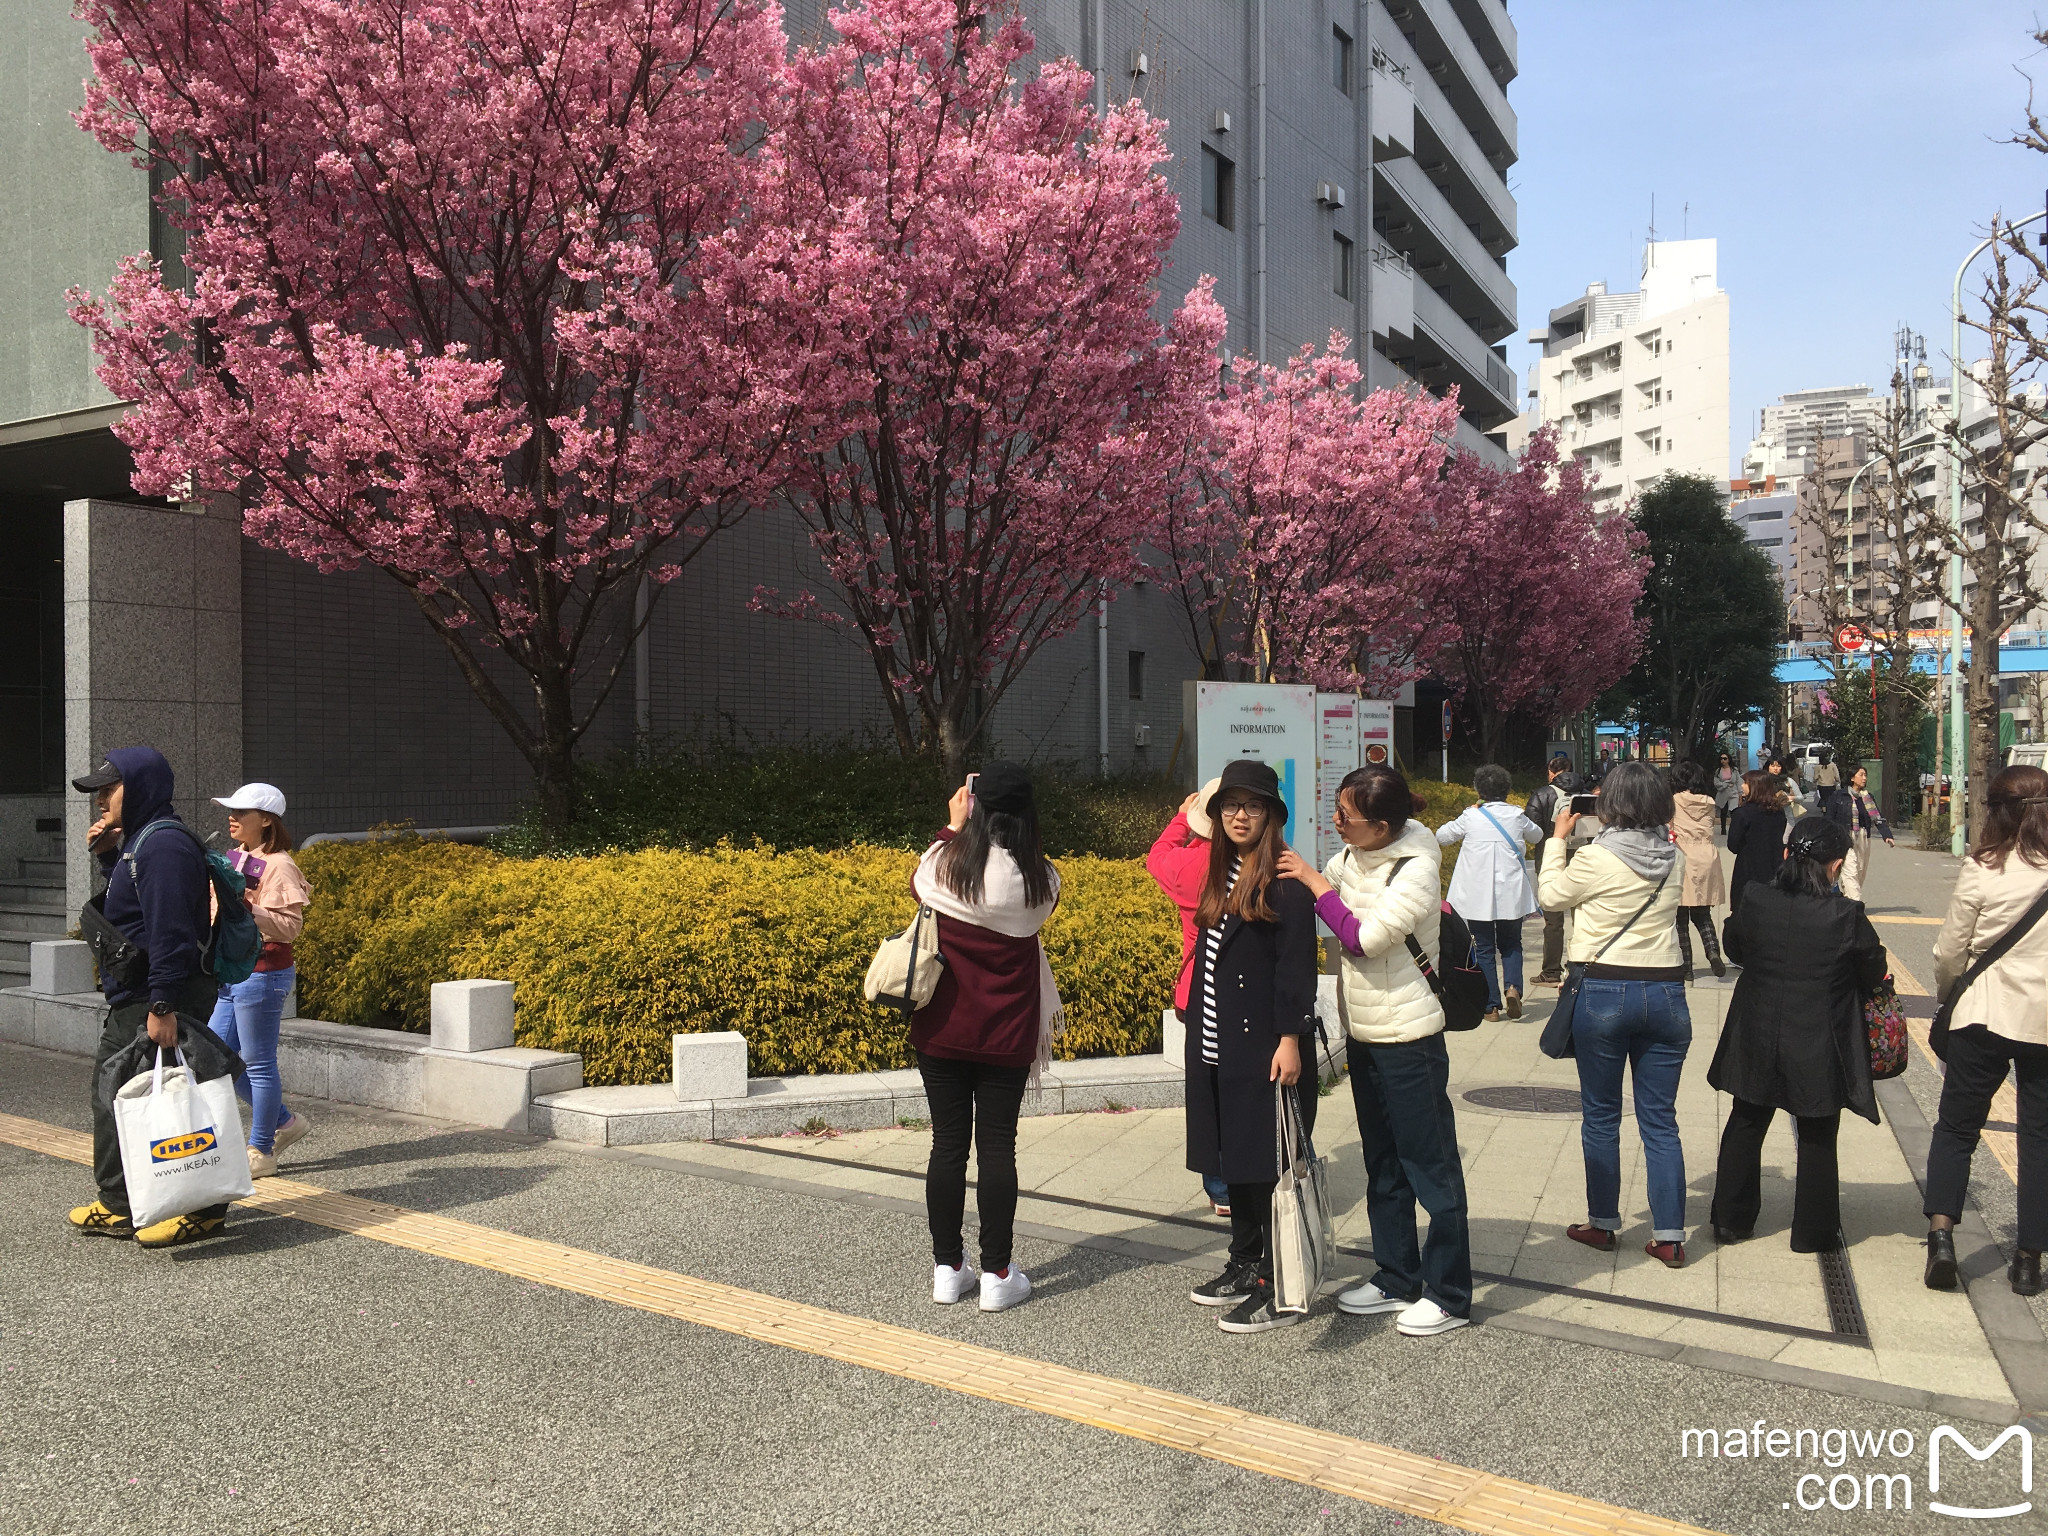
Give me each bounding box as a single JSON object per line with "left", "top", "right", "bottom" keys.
{"left": 1572, "top": 978, "right": 1692, "bottom": 1242}
{"left": 1202, "top": 1174, "right": 1231, "bottom": 1207}
{"left": 1347, "top": 1034, "right": 1472, "bottom": 1315}
{"left": 1468, "top": 918, "right": 1524, "bottom": 1011}
{"left": 208, "top": 968, "right": 296, "bottom": 1152}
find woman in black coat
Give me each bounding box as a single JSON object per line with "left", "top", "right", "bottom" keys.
{"left": 1725, "top": 768, "right": 1790, "bottom": 916}
{"left": 1708, "top": 816, "right": 1887, "bottom": 1252}
{"left": 1183, "top": 759, "right": 1320, "bottom": 1335}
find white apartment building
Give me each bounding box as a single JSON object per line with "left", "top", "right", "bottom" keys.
{"left": 1741, "top": 385, "right": 1888, "bottom": 483}
{"left": 1529, "top": 238, "right": 1730, "bottom": 503}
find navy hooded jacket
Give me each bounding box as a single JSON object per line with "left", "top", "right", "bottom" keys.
{"left": 94, "top": 747, "right": 209, "bottom": 1009}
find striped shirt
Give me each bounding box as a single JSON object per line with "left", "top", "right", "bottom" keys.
{"left": 1199, "top": 855, "right": 1242, "bottom": 1066}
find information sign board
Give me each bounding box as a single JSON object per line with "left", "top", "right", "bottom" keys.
{"left": 1187, "top": 682, "right": 1317, "bottom": 846}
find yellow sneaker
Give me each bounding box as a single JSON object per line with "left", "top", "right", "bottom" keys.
{"left": 67, "top": 1200, "right": 132, "bottom": 1238}
{"left": 134, "top": 1211, "right": 226, "bottom": 1248}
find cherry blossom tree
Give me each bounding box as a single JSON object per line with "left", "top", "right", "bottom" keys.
{"left": 1430, "top": 427, "right": 1648, "bottom": 762}
{"left": 1150, "top": 337, "right": 1463, "bottom": 691}
{"left": 70, "top": 0, "right": 812, "bottom": 828}
{"left": 750, "top": 0, "right": 1225, "bottom": 777}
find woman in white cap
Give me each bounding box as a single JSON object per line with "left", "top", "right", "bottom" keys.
{"left": 206, "top": 783, "right": 314, "bottom": 1177}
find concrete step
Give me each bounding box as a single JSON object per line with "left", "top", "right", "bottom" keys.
{"left": 14, "top": 857, "right": 63, "bottom": 885}
{"left": 0, "top": 882, "right": 64, "bottom": 909}
{"left": 0, "top": 905, "right": 67, "bottom": 936}
{"left": 0, "top": 932, "right": 39, "bottom": 968}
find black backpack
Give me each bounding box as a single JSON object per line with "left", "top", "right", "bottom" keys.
{"left": 1390, "top": 856, "right": 1490, "bottom": 1031}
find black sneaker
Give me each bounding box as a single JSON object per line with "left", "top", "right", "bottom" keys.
{"left": 1190, "top": 1261, "right": 1261, "bottom": 1308}
{"left": 1217, "top": 1280, "right": 1302, "bottom": 1333}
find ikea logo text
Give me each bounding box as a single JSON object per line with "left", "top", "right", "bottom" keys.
{"left": 150, "top": 1128, "right": 217, "bottom": 1161}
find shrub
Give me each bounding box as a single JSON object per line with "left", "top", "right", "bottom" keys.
{"left": 296, "top": 839, "right": 1179, "bottom": 1084}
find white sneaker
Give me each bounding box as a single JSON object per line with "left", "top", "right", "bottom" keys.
{"left": 1396, "top": 1297, "right": 1470, "bottom": 1337}
{"left": 932, "top": 1261, "right": 981, "bottom": 1304}
{"left": 247, "top": 1146, "right": 278, "bottom": 1180}
{"left": 1335, "top": 1281, "right": 1410, "bottom": 1316}
{"left": 979, "top": 1265, "right": 1032, "bottom": 1312}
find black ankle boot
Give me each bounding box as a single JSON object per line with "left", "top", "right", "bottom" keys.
{"left": 2013, "top": 1249, "right": 2044, "bottom": 1297}
{"left": 1926, "top": 1229, "right": 1960, "bottom": 1290}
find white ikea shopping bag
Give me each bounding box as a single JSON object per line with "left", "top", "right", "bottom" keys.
{"left": 113, "top": 1049, "right": 253, "bottom": 1229}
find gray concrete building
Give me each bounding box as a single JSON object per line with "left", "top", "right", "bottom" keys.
{"left": 0, "top": 0, "right": 1519, "bottom": 979}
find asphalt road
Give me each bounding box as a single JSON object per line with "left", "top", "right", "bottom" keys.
{"left": 0, "top": 1037, "right": 2030, "bottom": 1536}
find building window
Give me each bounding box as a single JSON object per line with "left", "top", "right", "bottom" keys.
{"left": 1333, "top": 26, "right": 1354, "bottom": 94}
{"left": 1333, "top": 232, "right": 1354, "bottom": 299}
{"left": 1127, "top": 650, "right": 1145, "bottom": 700}
{"left": 1201, "top": 146, "right": 1235, "bottom": 230}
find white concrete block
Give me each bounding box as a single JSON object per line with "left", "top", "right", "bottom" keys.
{"left": 1161, "top": 1007, "right": 1185, "bottom": 1069}
{"left": 430, "top": 979, "right": 515, "bottom": 1052}
{"left": 0, "top": 988, "right": 33, "bottom": 1046}
{"left": 673, "top": 1030, "right": 748, "bottom": 1101}
{"left": 422, "top": 1049, "right": 532, "bottom": 1130}
{"left": 30, "top": 940, "right": 96, "bottom": 997}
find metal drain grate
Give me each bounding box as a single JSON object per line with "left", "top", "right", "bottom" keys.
{"left": 1816, "top": 1247, "right": 1870, "bottom": 1339}
{"left": 1462, "top": 1085, "right": 1584, "bottom": 1115}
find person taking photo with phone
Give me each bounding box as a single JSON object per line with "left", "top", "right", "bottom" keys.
{"left": 206, "top": 783, "right": 314, "bottom": 1178}
{"left": 1181, "top": 761, "right": 1320, "bottom": 1335}
{"left": 65, "top": 748, "right": 228, "bottom": 1248}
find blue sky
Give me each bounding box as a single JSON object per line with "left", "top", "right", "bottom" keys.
{"left": 1509, "top": 2, "right": 2048, "bottom": 473}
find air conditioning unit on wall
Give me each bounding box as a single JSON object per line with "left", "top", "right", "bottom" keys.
{"left": 1316, "top": 181, "right": 1348, "bottom": 208}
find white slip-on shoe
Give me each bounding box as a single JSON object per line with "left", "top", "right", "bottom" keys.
{"left": 1335, "top": 1280, "right": 1410, "bottom": 1316}
{"left": 979, "top": 1265, "right": 1032, "bottom": 1313}
{"left": 273, "top": 1112, "right": 312, "bottom": 1153}
{"left": 1395, "top": 1297, "right": 1470, "bottom": 1337}
{"left": 933, "top": 1262, "right": 981, "bottom": 1304}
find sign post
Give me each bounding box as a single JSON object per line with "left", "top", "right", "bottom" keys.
{"left": 1441, "top": 699, "right": 1453, "bottom": 782}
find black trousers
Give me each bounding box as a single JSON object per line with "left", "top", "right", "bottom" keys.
{"left": 1710, "top": 1098, "right": 1841, "bottom": 1250}
{"left": 1223, "top": 1075, "right": 1320, "bottom": 1280}
{"left": 1532, "top": 844, "right": 1563, "bottom": 977}
{"left": 1926, "top": 1025, "right": 2048, "bottom": 1252}
{"left": 916, "top": 1050, "right": 1030, "bottom": 1272}
{"left": 92, "top": 980, "right": 224, "bottom": 1221}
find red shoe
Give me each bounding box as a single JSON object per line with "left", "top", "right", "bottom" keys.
{"left": 1645, "top": 1239, "right": 1686, "bottom": 1269}
{"left": 1566, "top": 1224, "right": 1616, "bottom": 1251}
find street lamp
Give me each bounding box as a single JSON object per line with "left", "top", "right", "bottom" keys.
{"left": 1948, "top": 209, "right": 2046, "bottom": 853}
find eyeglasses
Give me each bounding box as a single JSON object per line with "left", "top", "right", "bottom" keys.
{"left": 1217, "top": 798, "right": 1268, "bottom": 820}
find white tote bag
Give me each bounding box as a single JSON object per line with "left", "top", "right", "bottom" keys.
{"left": 113, "top": 1049, "right": 254, "bottom": 1229}
{"left": 1269, "top": 1084, "right": 1336, "bottom": 1315}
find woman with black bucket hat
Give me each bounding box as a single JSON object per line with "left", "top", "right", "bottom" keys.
{"left": 1182, "top": 760, "right": 1321, "bottom": 1334}
{"left": 910, "top": 761, "right": 1062, "bottom": 1314}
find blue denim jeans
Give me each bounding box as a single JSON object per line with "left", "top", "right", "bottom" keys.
{"left": 1468, "top": 918, "right": 1524, "bottom": 1011}
{"left": 208, "top": 967, "right": 296, "bottom": 1152}
{"left": 1571, "top": 978, "right": 1692, "bottom": 1242}
{"left": 1347, "top": 1034, "right": 1473, "bottom": 1315}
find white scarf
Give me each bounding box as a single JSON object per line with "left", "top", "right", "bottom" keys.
{"left": 914, "top": 839, "right": 1066, "bottom": 1082}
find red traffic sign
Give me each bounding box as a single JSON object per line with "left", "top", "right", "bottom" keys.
{"left": 1441, "top": 700, "right": 1454, "bottom": 743}
{"left": 1835, "top": 624, "right": 1867, "bottom": 653}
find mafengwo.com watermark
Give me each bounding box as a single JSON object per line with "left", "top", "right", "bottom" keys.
{"left": 1679, "top": 1421, "right": 2033, "bottom": 1517}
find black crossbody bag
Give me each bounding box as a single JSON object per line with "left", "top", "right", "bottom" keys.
{"left": 1538, "top": 870, "right": 1671, "bottom": 1061}
{"left": 1929, "top": 884, "right": 2048, "bottom": 1062}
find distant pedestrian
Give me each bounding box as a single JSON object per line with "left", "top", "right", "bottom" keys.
{"left": 1668, "top": 761, "right": 1726, "bottom": 980}
{"left": 1539, "top": 761, "right": 1693, "bottom": 1268}
{"left": 1822, "top": 765, "right": 1893, "bottom": 902}
{"left": 1522, "top": 754, "right": 1579, "bottom": 986}
{"left": 1280, "top": 765, "right": 1473, "bottom": 1338}
{"left": 1812, "top": 749, "right": 1841, "bottom": 795}
{"left": 911, "top": 763, "right": 1062, "bottom": 1314}
{"left": 66, "top": 749, "right": 228, "bottom": 1248}
{"left": 1708, "top": 816, "right": 1886, "bottom": 1253}
{"left": 1726, "top": 769, "right": 1790, "bottom": 916}
{"left": 1927, "top": 765, "right": 2048, "bottom": 1298}
{"left": 1145, "top": 777, "right": 1234, "bottom": 1217}
{"left": 1180, "top": 761, "right": 1320, "bottom": 1335}
{"left": 1435, "top": 765, "right": 1541, "bottom": 1020}
{"left": 206, "top": 784, "right": 313, "bottom": 1179}
{"left": 1712, "top": 751, "right": 1741, "bottom": 835}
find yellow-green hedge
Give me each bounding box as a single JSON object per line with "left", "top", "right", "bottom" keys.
{"left": 296, "top": 839, "right": 1181, "bottom": 1085}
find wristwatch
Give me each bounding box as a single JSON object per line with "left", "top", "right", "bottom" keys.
{"left": 148, "top": 1000, "right": 176, "bottom": 1018}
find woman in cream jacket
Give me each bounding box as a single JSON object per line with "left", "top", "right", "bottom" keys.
{"left": 1927, "top": 764, "right": 2048, "bottom": 1298}
{"left": 1538, "top": 761, "right": 1694, "bottom": 1268}
{"left": 1281, "top": 765, "right": 1471, "bottom": 1336}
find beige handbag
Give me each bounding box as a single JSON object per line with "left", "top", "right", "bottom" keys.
{"left": 863, "top": 904, "right": 945, "bottom": 1014}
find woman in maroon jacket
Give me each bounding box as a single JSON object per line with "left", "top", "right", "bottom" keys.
{"left": 911, "top": 761, "right": 1062, "bottom": 1313}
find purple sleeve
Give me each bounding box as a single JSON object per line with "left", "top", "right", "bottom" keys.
{"left": 1315, "top": 889, "right": 1364, "bottom": 955}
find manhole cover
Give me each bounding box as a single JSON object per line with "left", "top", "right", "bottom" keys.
{"left": 1462, "top": 1085, "right": 1584, "bottom": 1115}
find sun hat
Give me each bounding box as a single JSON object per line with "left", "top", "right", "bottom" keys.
{"left": 1184, "top": 776, "right": 1224, "bottom": 840}
{"left": 214, "top": 782, "right": 287, "bottom": 817}
{"left": 1205, "top": 760, "right": 1285, "bottom": 824}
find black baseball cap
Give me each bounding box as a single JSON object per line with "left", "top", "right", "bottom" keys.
{"left": 71, "top": 758, "right": 122, "bottom": 793}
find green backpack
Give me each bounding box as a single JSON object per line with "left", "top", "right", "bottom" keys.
{"left": 126, "top": 820, "right": 264, "bottom": 986}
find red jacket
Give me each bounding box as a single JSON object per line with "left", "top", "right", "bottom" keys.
{"left": 1145, "top": 809, "right": 1209, "bottom": 1012}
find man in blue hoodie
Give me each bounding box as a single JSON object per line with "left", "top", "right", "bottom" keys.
{"left": 67, "top": 747, "right": 228, "bottom": 1247}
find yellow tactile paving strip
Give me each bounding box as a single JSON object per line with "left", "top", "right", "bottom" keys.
{"left": 0, "top": 1110, "right": 1719, "bottom": 1536}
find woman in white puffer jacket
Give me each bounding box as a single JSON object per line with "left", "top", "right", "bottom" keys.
{"left": 1281, "top": 765, "right": 1472, "bottom": 1337}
